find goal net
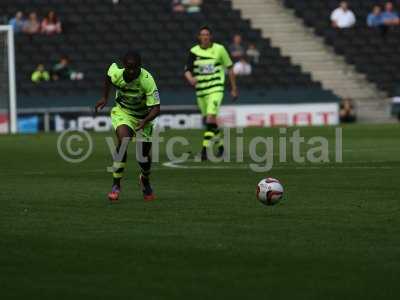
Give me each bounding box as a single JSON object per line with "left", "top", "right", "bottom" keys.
{"left": 0, "top": 25, "right": 17, "bottom": 134}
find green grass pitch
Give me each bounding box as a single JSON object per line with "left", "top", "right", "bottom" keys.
{"left": 0, "top": 124, "right": 399, "bottom": 299}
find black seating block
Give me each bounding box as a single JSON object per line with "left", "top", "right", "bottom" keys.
{"left": 3, "top": 0, "right": 324, "bottom": 97}
{"left": 283, "top": 0, "right": 400, "bottom": 96}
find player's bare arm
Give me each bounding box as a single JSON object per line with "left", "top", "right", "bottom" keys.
{"left": 184, "top": 49, "right": 197, "bottom": 86}
{"left": 95, "top": 75, "right": 112, "bottom": 112}
{"left": 136, "top": 105, "right": 161, "bottom": 131}
{"left": 228, "top": 67, "right": 238, "bottom": 101}
{"left": 184, "top": 70, "right": 197, "bottom": 86}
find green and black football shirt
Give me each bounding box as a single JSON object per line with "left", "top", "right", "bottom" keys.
{"left": 185, "top": 43, "right": 233, "bottom": 97}
{"left": 107, "top": 63, "right": 160, "bottom": 119}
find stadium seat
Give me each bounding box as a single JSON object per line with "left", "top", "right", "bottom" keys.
{"left": 3, "top": 0, "right": 333, "bottom": 99}
{"left": 284, "top": 0, "right": 400, "bottom": 96}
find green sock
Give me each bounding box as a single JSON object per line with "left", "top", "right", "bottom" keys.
{"left": 112, "top": 161, "right": 126, "bottom": 186}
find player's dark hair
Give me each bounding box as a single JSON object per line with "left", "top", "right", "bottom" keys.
{"left": 199, "top": 26, "right": 212, "bottom": 35}
{"left": 123, "top": 51, "right": 141, "bottom": 67}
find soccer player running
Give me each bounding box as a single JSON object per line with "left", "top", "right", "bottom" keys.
{"left": 184, "top": 26, "right": 238, "bottom": 161}
{"left": 95, "top": 51, "right": 160, "bottom": 202}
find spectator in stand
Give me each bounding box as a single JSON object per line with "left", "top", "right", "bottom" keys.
{"left": 233, "top": 56, "right": 252, "bottom": 76}
{"left": 172, "top": 0, "right": 185, "bottom": 12}
{"left": 229, "top": 34, "right": 245, "bottom": 61}
{"left": 52, "top": 56, "right": 84, "bottom": 81}
{"left": 31, "top": 64, "right": 50, "bottom": 83}
{"left": 381, "top": 2, "right": 399, "bottom": 26}
{"left": 330, "top": 1, "right": 356, "bottom": 29}
{"left": 9, "top": 11, "right": 25, "bottom": 33}
{"left": 52, "top": 56, "right": 70, "bottom": 80}
{"left": 172, "top": 0, "right": 202, "bottom": 13}
{"left": 246, "top": 43, "right": 260, "bottom": 65}
{"left": 41, "top": 11, "right": 62, "bottom": 35}
{"left": 339, "top": 98, "right": 356, "bottom": 123}
{"left": 367, "top": 5, "right": 383, "bottom": 27}
{"left": 183, "top": 0, "right": 202, "bottom": 13}
{"left": 23, "top": 12, "right": 41, "bottom": 35}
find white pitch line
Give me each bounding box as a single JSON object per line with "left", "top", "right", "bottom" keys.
{"left": 161, "top": 160, "right": 394, "bottom": 170}
{"left": 162, "top": 160, "right": 248, "bottom": 169}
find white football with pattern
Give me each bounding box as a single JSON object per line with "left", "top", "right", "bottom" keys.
{"left": 256, "top": 178, "right": 284, "bottom": 206}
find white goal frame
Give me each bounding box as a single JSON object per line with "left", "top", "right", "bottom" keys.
{"left": 0, "top": 25, "right": 17, "bottom": 133}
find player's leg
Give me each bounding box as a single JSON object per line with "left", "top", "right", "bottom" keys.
{"left": 197, "top": 95, "right": 207, "bottom": 120}
{"left": 136, "top": 122, "right": 156, "bottom": 201}
{"left": 197, "top": 96, "right": 210, "bottom": 160}
{"left": 210, "top": 92, "right": 225, "bottom": 157}
{"left": 108, "top": 124, "right": 133, "bottom": 201}
{"left": 113, "top": 125, "right": 134, "bottom": 186}
{"left": 108, "top": 107, "right": 135, "bottom": 201}
{"left": 137, "top": 141, "right": 155, "bottom": 201}
{"left": 201, "top": 92, "right": 224, "bottom": 160}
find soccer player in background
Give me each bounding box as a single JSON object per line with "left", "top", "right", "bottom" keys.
{"left": 95, "top": 51, "right": 160, "bottom": 202}
{"left": 184, "top": 26, "right": 238, "bottom": 161}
